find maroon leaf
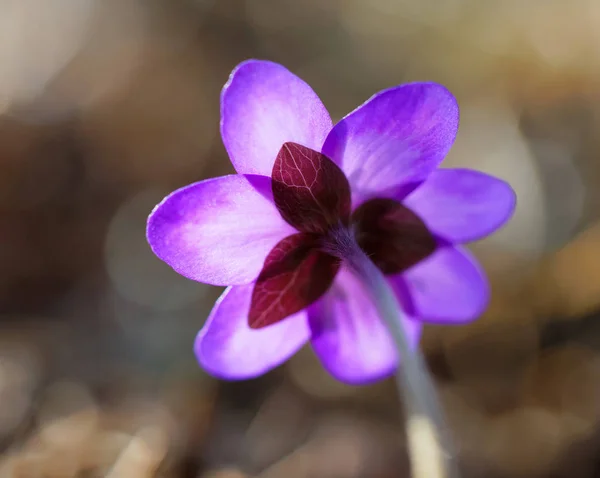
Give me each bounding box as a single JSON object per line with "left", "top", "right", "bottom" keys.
{"left": 352, "top": 198, "right": 437, "bottom": 275}
{"left": 249, "top": 233, "right": 340, "bottom": 329}
{"left": 272, "top": 142, "right": 351, "bottom": 234}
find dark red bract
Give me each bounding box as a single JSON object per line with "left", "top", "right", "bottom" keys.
{"left": 248, "top": 143, "right": 437, "bottom": 328}
{"left": 352, "top": 198, "right": 437, "bottom": 274}
{"left": 249, "top": 233, "right": 340, "bottom": 329}
{"left": 272, "top": 142, "right": 351, "bottom": 233}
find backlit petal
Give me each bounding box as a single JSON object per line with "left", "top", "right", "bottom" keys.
{"left": 403, "top": 168, "right": 516, "bottom": 243}
{"left": 322, "top": 82, "right": 459, "bottom": 205}
{"left": 309, "top": 266, "right": 421, "bottom": 385}
{"left": 196, "top": 285, "right": 310, "bottom": 380}
{"left": 395, "top": 244, "right": 489, "bottom": 323}
{"left": 221, "top": 60, "right": 332, "bottom": 176}
{"left": 147, "top": 174, "right": 295, "bottom": 286}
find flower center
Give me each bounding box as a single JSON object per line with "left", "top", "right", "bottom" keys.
{"left": 247, "top": 142, "right": 437, "bottom": 328}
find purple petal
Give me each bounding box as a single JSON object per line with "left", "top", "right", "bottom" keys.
{"left": 394, "top": 245, "right": 489, "bottom": 324}
{"left": 147, "top": 174, "right": 295, "bottom": 286}
{"left": 403, "top": 168, "right": 516, "bottom": 243}
{"left": 322, "top": 82, "right": 459, "bottom": 205}
{"left": 308, "top": 266, "right": 422, "bottom": 385}
{"left": 221, "top": 60, "right": 333, "bottom": 176}
{"left": 196, "top": 284, "right": 310, "bottom": 380}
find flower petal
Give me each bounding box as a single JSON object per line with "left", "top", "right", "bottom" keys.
{"left": 272, "top": 142, "right": 351, "bottom": 233}
{"left": 250, "top": 233, "right": 340, "bottom": 329}
{"left": 403, "top": 168, "right": 516, "bottom": 243}
{"left": 147, "top": 174, "right": 295, "bottom": 286}
{"left": 322, "top": 82, "right": 459, "bottom": 205}
{"left": 221, "top": 60, "right": 333, "bottom": 176}
{"left": 395, "top": 244, "right": 489, "bottom": 324}
{"left": 308, "top": 266, "right": 422, "bottom": 385}
{"left": 196, "top": 284, "right": 310, "bottom": 380}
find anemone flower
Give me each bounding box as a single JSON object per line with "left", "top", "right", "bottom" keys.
{"left": 147, "top": 60, "right": 515, "bottom": 385}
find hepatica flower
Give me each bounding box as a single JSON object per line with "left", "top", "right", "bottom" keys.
{"left": 147, "top": 60, "right": 515, "bottom": 385}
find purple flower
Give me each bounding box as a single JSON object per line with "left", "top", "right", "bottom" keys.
{"left": 147, "top": 60, "right": 515, "bottom": 384}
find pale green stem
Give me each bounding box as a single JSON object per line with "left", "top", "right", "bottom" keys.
{"left": 334, "top": 233, "right": 459, "bottom": 478}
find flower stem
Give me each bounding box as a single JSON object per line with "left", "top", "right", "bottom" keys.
{"left": 343, "top": 244, "right": 459, "bottom": 478}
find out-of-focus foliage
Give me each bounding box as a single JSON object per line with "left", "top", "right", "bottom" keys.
{"left": 0, "top": 0, "right": 599, "bottom": 476}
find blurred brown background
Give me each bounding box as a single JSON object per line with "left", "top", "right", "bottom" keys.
{"left": 1, "top": 0, "right": 600, "bottom": 476}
